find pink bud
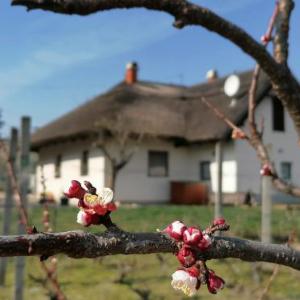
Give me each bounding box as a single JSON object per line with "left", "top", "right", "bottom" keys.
{"left": 65, "top": 180, "right": 86, "bottom": 200}
{"left": 197, "top": 234, "right": 212, "bottom": 251}
{"left": 260, "top": 35, "right": 268, "bottom": 44}
{"left": 186, "top": 266, "right": 200, "bottom": 279}
{"left": 207, "top": 270, "right": 225, "bottom": 294}
{"left": 260, "top": 164, "right": 272, "bottom": 176}
{"left": 163, "top": 221, "right": 187, "bottom": 241}
{"left": 213, "top": 217, "right": 226, "bottom": 226}
{"left": 176, "top": 245, "right": 196, "bottom": 267}
{"left": 183, "top": 227, "right": 203, "bottom": 246}
{"left": 231, "top": 128, "right": 246, "bottom": 140}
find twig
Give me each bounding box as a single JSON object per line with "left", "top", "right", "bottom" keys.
{"left": 257, "top": 264, "right": 280, "bottom": 300}
{"left": 200, "top": 97, "right": 249, "bottom": 139}
{"left": 40, "top": 166, "right": 66, "bottom": 300}
{"left": 0, "top": 140, "right": 29, "bottom": 231}
{"left": 0, "top": 139, "right": 66, "bottom": 300}
{"left": 248, "top": 2, "right": 279, "bottom": 136}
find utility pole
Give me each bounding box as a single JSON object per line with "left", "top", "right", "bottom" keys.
{"left": 215, "top": 141, "right": 223, "bottom": 219}
{"left": 15, "top": 117, "right": 30, "bottom": 300}
{"left": 0, "top": 128, "right": 18, "bottom": 285}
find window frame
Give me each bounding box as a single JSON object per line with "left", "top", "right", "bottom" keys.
{"left": 55, "top": 154, "right": 62, "bottom": 178}
{"left": 199, "top": 161, "right": 211, "bottom": 181}
{"left": 80, "top": 150, "right": 89, "bottom": 176}
{"left": 280, "top": 161, "right": 292, "bottom": 181}
{"left": 272, "top": 96, "right": 285, "bottom": 132}
{"left": 148, "top": 150, "right": 169, "bottom": 177}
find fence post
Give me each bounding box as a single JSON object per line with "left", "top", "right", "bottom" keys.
{"left": 215, "top": 141, "right": 223, "bottom": 219}
{"left": 15, "top": 117, "right": 31, "bottom": 300}
{"left": 0, "top": 128, "right": 18, "bottom": 285}
{"left": 261, "top": 175, "right": 272, "bottom": 243}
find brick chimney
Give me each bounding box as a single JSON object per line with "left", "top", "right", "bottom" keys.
{"left": 125, "top": 62, "right": 138, "bottom": 84}
{"left": 206, "top": 69, "right": 218, "bottom": 82}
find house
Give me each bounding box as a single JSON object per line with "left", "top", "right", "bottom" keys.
{"left": 31, "top": 63, "right": 300, "bottom": 204}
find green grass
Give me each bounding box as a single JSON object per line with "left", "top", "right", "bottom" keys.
{"left": 1, "top": 204, "right": 300, "bottom": 300}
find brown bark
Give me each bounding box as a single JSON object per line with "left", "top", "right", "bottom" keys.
{"left": 1, "top": 230, "right": 300, "bottom": 271}
{"left": 273, "top": 0, "right": 294, "bottom": 64}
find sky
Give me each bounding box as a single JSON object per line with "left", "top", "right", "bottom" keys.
{"left": 0, "top": 0, "right": 300, "bottom": 136}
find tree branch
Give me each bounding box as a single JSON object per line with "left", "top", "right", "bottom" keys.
{"left": 274, "top": 0, "right": 294, "bottom": 64}
{"left": 1, "top": 230, "right": 300, "bottom": 271}
{"left": 201, "top": 94, "right": 300, "bottom": 196}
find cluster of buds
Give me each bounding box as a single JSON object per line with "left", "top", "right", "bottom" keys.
{"left": 65, "top": 180, "right": 117, "bottom": 227}
{"left": 163, "top": 217, "right": 228, "bottom": 297}
{"left": 260, "top": 164, "right": 273, "bottom": 177}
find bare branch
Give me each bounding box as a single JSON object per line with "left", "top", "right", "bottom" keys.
{"left": 201, "top": 95, "right": 300, "bottom": 196}
{"left": 257, "top": 265, "right": 280, "bottom": 300}
{"left": 201, "top": 97, "right": 249, "bottom": 139}
{"left": 274, "top": 0, "right": 295, "bottom": 64}
{"left": 248, "top": 65, "right": 261, "bottom": 136}
{"left": 1, "top": 230, "right": 300, "bottom": 271}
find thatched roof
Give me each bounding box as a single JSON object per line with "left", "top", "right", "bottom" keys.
{"left": 31, "top": 70, "right": 271, "bottom": 150}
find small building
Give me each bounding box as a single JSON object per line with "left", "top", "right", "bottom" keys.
{"left": 31, "top": 63, "right": 300, "bottom": 204}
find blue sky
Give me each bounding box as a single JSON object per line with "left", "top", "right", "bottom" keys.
{"left": 0, "top": 0, "right": 300, "bottom": 136}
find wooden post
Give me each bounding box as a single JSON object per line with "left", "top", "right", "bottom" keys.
{"left": 0, "top": 128, "right": 18, "bottom": 285}
{"left": 261, "top": 175, "right": 272, "bottom": 243}
{"left": 215, "top": 141, "right": 223, "bottom": 219}
{"left": 15, "top": 117, "right": 30, "bottom": 300}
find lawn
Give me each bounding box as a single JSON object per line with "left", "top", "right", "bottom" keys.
{"left": 0, "top": 204, "right": 300, "bottom": 300}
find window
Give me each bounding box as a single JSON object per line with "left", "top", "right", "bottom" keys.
{"left": 200, "top": 161, "right": 211, "bottom": 181}
{"left": 272, "top": 97, "right": 285, "bottom": 131}
{"left": 148, "top": 151, "right": 168, "bottom": 177}
{"left": 281, "top": 162, "right": 292, "bottom": 181}
{"left": 81, "top": 151, "right": 89, "bottom": 176}
{"left": 55, "top": 155, "right": 62, "bottom": 178}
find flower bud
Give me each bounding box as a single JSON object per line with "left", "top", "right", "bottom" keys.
{"left": 176, "top": 246, "right": 196, "bottom": 267}
{"left": 183, "top": 227, "right": 203, "bottom": 246}
{"left": 213, "top": 217, "right": 226, "bottom": 226}
{"left": 76, "top": 210, "right": 93, "bottom": 226}
{"left": 65, "top": 180, "right": 86, "bottom": 200}
{"left": 163, "top": 221, "right": 187, "bottom": 241}
{"left": 197, "top": 234, "right": 212, "bottom": 251}
{"left": 207, "top": 270, "right": 225, "bottom": 294}
{"left": 260, "top": 164, "right": 272, "bottom": 176}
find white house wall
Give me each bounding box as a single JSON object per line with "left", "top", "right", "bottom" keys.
{"left": 36, "top": 139, "right": 105, "bottom": 203}
{"left": 235, "top": 96, "right": 300, "bottom": 202}
{"left": 188, "top": 142, "right": 237, "bottom": 193}
{"left": 35, "top": 137, "right": 237, "bottom": 204}
{"left": 113, "top": 139, "right": 193, "bottom": 203}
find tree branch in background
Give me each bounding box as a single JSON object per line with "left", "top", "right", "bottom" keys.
{"left": 200, "top": 2, "right": 300, "bottom": 197}
{"left": 0, "top": 141, "right": 66, "bottom": 300}
{"left": 201, "top": 97, "right": 300, "bottom": 196}
{"left": 0, "top": 141, "right": 29, "bottom": 230}
{"left": 0, "top": 231, "right": 300, "bottom": 271}
{"left": 95, "top": 121, "right": 144, "bottom": 189}
{"left": 40, "top": 166, "right": 66, "bottom": 300}
{"left": 257, "top": 265, "right": 280, "bottom": 300}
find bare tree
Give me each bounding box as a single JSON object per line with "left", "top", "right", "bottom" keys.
{"left": 95, "top": 119, "right": 144, "bottom": 190}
